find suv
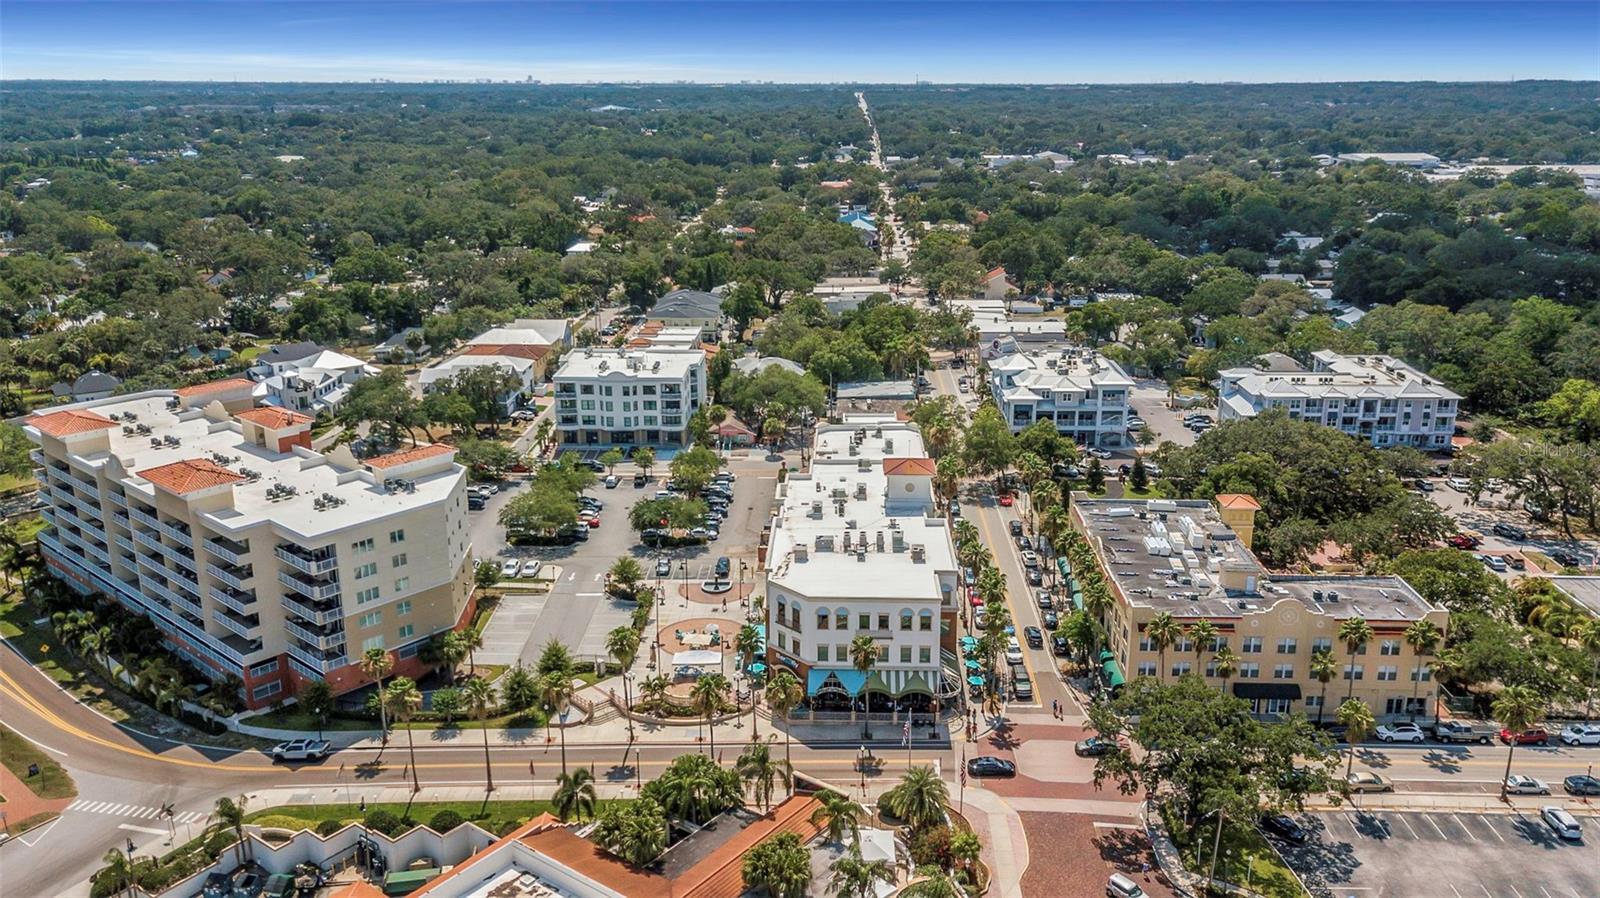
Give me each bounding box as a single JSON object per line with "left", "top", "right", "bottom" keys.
{"left": 270, "top": 739, "right": 332, "bottom": 762}
{"left": 714, "top": 556, "right": 731, "bottom": 578}
{"left": 1431, "top": 720, "right": 1496, "bottom": 744}
{"left": 1559, "top": 723, "right": 1600, "bottom": 746}
{"left": 1010, "top": 664, "right": 1033, "bottom": 700}
{"left": 1491, "top": 522, "right": 1527, "bottom": 541}
{"left": 1376, "top": 723, "right": 1426, "bottom": 743}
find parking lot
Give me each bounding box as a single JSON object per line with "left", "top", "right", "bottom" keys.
{"left": 1279, "top": 808, "right": 1600, "bottom": 898}
{"left": 1128, "top": 379, "right": 1205, "bottom": 452}
{"left": 1423, "top": 481, "right": 1596, "bottom": 573}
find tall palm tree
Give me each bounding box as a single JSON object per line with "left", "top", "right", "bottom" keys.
{"left": 1576, "top": 618, "right": 1600, "bottom": 723}
{"left": 741, "top": 830, "right": 813, "bottom": 898}
{"left": 594, "top": 798, "right": 669, "bottom": 867}
{"left": 1210, "top": 646, "right": 1239, "bottom": 689}
{"left": 540, "top": 671, "right": 576, "bottom": 777}
{"left": 640, "top": 674, "right": 671, "bottom": 715}
{"left": 1492, "top": 685, "right": 1544, "bottom": 801}
{"left": 809, "top": 789, "right": 866, "bottom": 847}
{"left": 460, "top": 627, "right": 486, "bottom": 676}
{"left": 765, "top": 670, "right": 804, "bottom": 777}
{"left": 899, "top": 872, "right": 961, "bottom": 898}
{"left": 1146, "top": 612, "right": 1181, "bottom": 682}
{"left": 1187, "top": 620, "right": 1218, "bottom": 675}
{"left": 879, "top": 765, "right": 949, "bottom": 830}
{"left": 1338, "top": 617, "right": 1374, "bottom": 703}
{"left": 606, "top": 625, "right": 641, "bottom": 741}
{"left": 359, "top": 647, "right": 395, "bottom": 745}
{"left": 462, "top": 677, "right": 498, "bottom": 792}
{"left": 1309, "top": 649, "right": 1338, "bottom": 725}
{"left": 828, "top": 846, "right": 895, "bottom": 898}
{"left": 737, "top": 741, "right": 792, "bottom": 811}
{"left": 554, "top": 767, "right": 598, "bottom": 821}
{"left": 384, "top": 677, "right": 423, "bottom": 792}
{"left": 692, "top": 672, "right": 731, "bottom": 757}
{"left": 849, "top": 634, "right": 878, "bottom": 739}
{"left": 1403, "top": 619, "right": 1442, "bottom": 719}
{"left": 214, "top": 795, "right": 248, "bottom": 864}
{"left": 1336, "top": 699, "right": 1375, "bottom": 782}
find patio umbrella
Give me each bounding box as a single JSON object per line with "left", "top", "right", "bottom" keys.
{"left": 967, "top": 675, "right": 985, "bottom": 686}
{"left": 964, "top": 659, "right": 980, "bottom": 669}
{"left": 747, "top": 662, "right": 767, "bottom": 674}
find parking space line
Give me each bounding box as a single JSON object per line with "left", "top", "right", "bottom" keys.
{"left": 1345, "top": 813, "right": 1365, "bottom": 839}
{"left": 1478, "top": 884, "right": 1493, "bottom": 898}
{"left": 1539, "top": 886, "right": 1555, "bottom": 898}
{"left": 1424, "top": 814, "right": 1449, "bottom": 839}
{"left": 1452, "top": 814, "right": 1477, "bottom": 842}
{"left": 1505, "top": 883, "right": 1524, "bottom": 898}
{"left": 1447, "top": 884, "right": 1463, "bottom": 898}
{"left": 1482, "top": 816, "right": 1506, "bottom": 842}
{"left": 1397, "top": 814, "right": 1419, "bottom": 839}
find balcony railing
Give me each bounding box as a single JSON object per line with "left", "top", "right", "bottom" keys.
{"left": 274, "top": 545, "right": 337, "bottom": 576}
{"left": 130, "top": 506, "right": 161, "bottom": 529}
{"left": 211, "top": 608, "right": 260, "bottom": 639}
{"left": 105, "top": 491, "right": 126, "bottom": 508}
{"left": 278, "top": 570, "right": 340, "bottom": 601}
{"left": 286, "top": 641, "right": 346, "bottom": 674}
{"left": 206, "top": 562, "right": 254, "bottom": 591}
{"left": 143, "top": 576, "right": 203, "bottom": 617}
{"left": 204, "top": 537, "right": 250, "bottom": 566}
{"left": 285, "top": 619, "right": 346, "bottom": 651}
{"left": 209, "top": 585, "right": 257, "bottom": 615}
{"left": 280, "top": 594, "right": 342, "bottom": 626}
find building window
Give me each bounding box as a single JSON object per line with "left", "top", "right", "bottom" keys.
{"left": 1312, "top": 638, "right": 1333, "bottom": 654}
{"left": 392, "top": 553, "right": 408, "bottom": 568}
{"left": 1137, "top": 662, "right": 1158, "bottom": 677}
{"left": 394, "top": 577, "right": 409, "bottom": 592}
{"left": 817, "top": 645, "right": 829, "bottom": 662}
{"left": 397, "top": 624, "right": 414, "bottom": 640}
{"left": 359, "top": 610, "right": 382, "bottom": 629}
{"left": 390, "top": 530, "right": 405, "bottom": 546}
{"left": 817, "top": 610, "right": 830, "bottom": 630}
{"left": 396, "top": 600, "right": 412, "bottom": 615}
{"left": 1305, "top": 694, "right": 1322, "bottom": 709}
{"left": 249, "top": 659, "right": 280, "bottom": 678}
{"left": 398, "top": 641, "right": 423, "bottom": 659}
{"left": 875, "top": 645, "right": 888, "bottom": 662}
{"left": 920, "top": 610, "right": 933, "bottom": 631}
{"left": 355, "top": 562, "right": 378, "bottom": 579}
{"left": 1412, "top": 665, "right": 1432, "bottom": 682}
{"left": 877, "top": 613, "right": 889, "bottom": 631}
{"left": 356, "top": 586, "right": 380, "bottom": 604}
{"left": 252, "top": 681, "right": 283, "bottom": 702}
{"left": 1276, "top": 638, "right": 1297, "bottom": 654}
{"left": 835, "top": 644, "right": 846, "bottom": 661}
{"left": 900, "top": 609, "right": 913, "bottom": 630}
{"left": 836, "top": 609, "right": 849, "bottom": 630}
{"left": 919, "top": 647, "right": 931, "bottom": 664}
{"left": 1138, "top": 637, "right": 1154, "bottom": 652}
{"left": 1241, "top": 637, "right": 1262, "bottom": 654}
{"left": 1273, "top": 664, "right": 1295, "bottom": 679}
{"left": 352, "top": 538, "right": 375, "bottom": 554}
{"left": 1380, "top": 640, "right": 1400, "bottom": 656}
{"left": 1239, "top": 663, "right": 1260, "bottom": 679}
{"left": 1377, "top": 666, "right": 1398, "bottom": 681}
{"left": 1171, "top": 662, "right": 1192, "bottom": 677}
{"left": 859, "top": 613, "right": 870, "bottom": 630}
{"left": 1385, "top": 698, "right": 1407, "bottom": 715}
{"left": 362, "top": 635, "right": 385, "bottom": 652}
{"left": 900, "top": 646, "right": 912, "bottom": 663}
{"left": 1174, "top": 638, "right": 1193, "bottom": 653}
{"left": 1344, "top": 664, "right": 1364, "bottom": 681}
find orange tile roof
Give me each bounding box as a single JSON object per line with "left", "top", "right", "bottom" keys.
{"left": 518, "top": 827, "right": 672, "bottom": 898}
{"left": 173, "top": 378, "right": 253, "bottom": 398}
{"left": 140, "top": 458, "right": 245, "bottom": 495}
{"left": 28, "top": 408, "right": 117, "bottom": 438}
{"left": 984, "top": 266, "right": 1008, "bottom": 280}
{"left": 674, "top": 796, "right": 822, "bottom": 898}
{"left": 1216, "top": 493, "right": 1262, "bottom": 511}
{"left": 462, "top": 344, "right": 550, "bottom": 361}
{"left": 324, "top": 882, "right": 386, "bottom": 898}
{"left": 235, "top": 407, "right": 314, "bottom": 429}
{"left": 363, "top": 443, "right": 454, "bottom": 470}
{"left": 413, "top": 814, "right": 564, "bottom": 896}
{"left": 883, "top": 456, "right": 936, "bottom": 476}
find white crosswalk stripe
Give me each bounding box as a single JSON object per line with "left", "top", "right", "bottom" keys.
{"left": 67, "top": 799, "right": 186, "bottom": 821}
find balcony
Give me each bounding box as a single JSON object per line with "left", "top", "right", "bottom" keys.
{"left": 280, "top": 593, "right": 342, "bottom": 626}
{"left": 285, "top": 619, "right": 346, "bottom": 651}
{"left": 159, "top": 520, "right": 193, "bottom": 548}
{"left": 105, "top": 491, "right": 126, "bottom": 508}
{"left": 130, "top": 506, "right": 161, "bottom": 529}
{"left": 209, "top": 585, "right": 257, "bottom": 615}
{"left": 70, "top": 476, "right": 101, "bottom": 500}
{"left": 204, "top": 536, "right": 251, "bottom": 566}
{"left": 275, "top": 544, "right": 337, "bottom": 576}
{"left": 206, "top": 562, "right": 254, "bottom": 591}
{"left": 143, "top": 576, "right": 203, "bottom": 617}
{"left": 279, "top": 570, "right": 340, "bottom": 601}
{"left": 211, "top": 608, "right": 260, "bottom": 639}
{"left": 112, "top": 532, "right": 135, "bottom": 554}
{"left": 286, "top": 641, "right": 346, "bottom": 674}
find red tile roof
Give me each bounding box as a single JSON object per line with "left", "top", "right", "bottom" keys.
{"left": 174, "top": 378, "right": 253, "bottom": 398}
{"left": 516, "top": 827, "right": 672, "bottom": 898}
{"left": 984, "top": 266, "right": 1009, "bottom": 281}
{"left": 235, "top": 407, "right": 314, "bottom": 429}
{"left": 883, "top": 456, "right": 936, "bottom": 476}
{"left": 140, "top": 458, "right": 245, "bottom": 495}
{"left": 363, "top": 443, "right": 454, "bottom": 470}
{"left": 674, "top": 796, "right": 823, "bottom": 898}
{"left": 461, "top": 344, "right": 550, "bottom": 361}
{"left": 1216, "top": 493, "right": 1262, "bottom": 511}
{"left": 28, "top": 409, "right": 117, "bottom": 438}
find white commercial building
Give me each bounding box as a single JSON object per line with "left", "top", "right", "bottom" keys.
{"left": 1217, "top": 351, "right": 1460, "bottom": 449}
{"left": 26, "top": 382, "right": 475, "bottom": 708}
{"left": 1337, "top": 152, "right": 1442, "bottom": 170}
{"left": 552, "top": 347, "right": 706, "bottom": 447}
{"left": 764, "top": 416, "right": 959, "bottom": 711}
{"left": 251, "top": 348, "right": 378, "bottom": 415}
{"left": 987, "top": 347, "right": 1134, "bottom": 448}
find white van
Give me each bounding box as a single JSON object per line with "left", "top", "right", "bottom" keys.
{"left": 1541, "top": 805, "right": 1582, "bottom": 841}
{"left": 1107, "top": 873, "right": 1146, "bottom": 898}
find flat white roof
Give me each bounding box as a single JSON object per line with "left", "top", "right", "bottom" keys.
{"left": 554, "top": 347, "right": 703, "bottom": 380}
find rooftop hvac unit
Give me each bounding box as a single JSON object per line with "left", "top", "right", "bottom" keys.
{"left": 842, "top": 531, "right": 851, "bottom": 551}
{"left": 1326, "top": 591, "right": 1339, "bottom": 603}
{"left": 910, "top": 544, "right": 926, "bottom": 562}
{"left": 856, "top": 547, "right": 867, "bottom": 562}
{"left": 855, "top": 482, "right": 867, "bottom": 499}
{"left": 875, "top": 531, "right": 885, "bottom": 552}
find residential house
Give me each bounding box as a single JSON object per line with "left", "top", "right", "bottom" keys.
{"left": 649, "top": 289, "right": 724, "bottom": 337}
{"left": 50, "top": 371, "right": 122, "bottom": 403}
{"left": 252, "top": 349, "right": 378, "bottom": 415}
{"left": 978, "top": 267, "right": 1018, "bottom": 301}
{"left": 374, "top": 327, "right": 431, "bottom": 364}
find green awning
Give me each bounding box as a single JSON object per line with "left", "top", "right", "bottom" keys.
{"left": 1101, "top": 657, "right": 1126, "bottom": 689}
{"left": 1056, "top": 557, "right": 1072, "bottom": 578}
{"left": 865, "top": 670, "right": 890, "bottom": 694}
{"left": 1099, "top": 649, "right": 1116, "bottom": 663}
{"left": 901, "top": 671, "right": 933, "bottom": 695}
{"left": 1071, "top": 590, "right": 1084, "bottom": 610}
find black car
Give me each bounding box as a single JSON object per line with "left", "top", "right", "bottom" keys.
{"left": 1051, "top": 635, "right": 1069, "bottom": 656}
{"left": 1259, "top": 814, "right": 1309, "bottom": 844}
{"left": 714, "top": 556, "right": 731, "bottom": 577}
{"left": 949, "top": 501, "right": 961, "bottom": 519}
{"left": 1016, "top": 536, "right": 1033, "bottom": 552}
{"left": 1549, "top": 549, "right": 1582, "bottom": 567}
{"left": 1025, "top": 568, "right": 1042, "bottom": 586}
{"left": 1564, "top": 774, "right": 1600, "bottom": 796}
{"left": 1024, "top": 625, "right": 1043, "bottom": 648}
{"left": 582, "top": 459, "right": 606, "bottom": 473}
{"left": 1009, "top": 519, "right": 1024, "bottom": 537}
{"left": 1074, "top": 736, "right": 1116, "bottom": 757}
{"left": 966, "top": 756, "right": 1017, "bottom": 778}
{"left": 1491, "top": 522, "right": 1527, "bottom": 541}
{"left": 1042, "top": 610, "right": 1059, "bottom": 630}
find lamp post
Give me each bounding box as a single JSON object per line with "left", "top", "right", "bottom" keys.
{"left": 1201, "top": 807, "right": 1226, "bottom": 893}
{"left": 680, "top": 558, "right": 689, "bottom": 608}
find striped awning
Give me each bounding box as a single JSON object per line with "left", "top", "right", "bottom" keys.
{"left": 877, "top": 669, "right": 938, "bottom": 696}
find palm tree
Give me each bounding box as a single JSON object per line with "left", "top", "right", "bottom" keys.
{"left": 554, "top": 767, "right": 598, "bottom": 821}
{"left": 1492, "top": 685, "right": 1544, "bottom": 801}
{"left": 101, "top": 846, "right": 137, "bottom": 898}
{"left": 1210, "top": 645, "right": 1239, "bottom": 688}
{"left": 460, "top": 627, "right": 485, "bottom": 676}
{"left": 214, "top": 795, "right": 248, "bottom": 864}
{"left": 900, "top": 872, "right": 961, "bottom": 898}
{"left": 828, "top": 846, "right": 895, "bottom": 898}
{"left": 1338, "top": 617, "right": 1374, "bottom": 703}
{"left": 540, "top": 671, "right": 576, "bottom": 777}
{"left": 1187, "top": 620, "right": 1218, "bottom": 674}
{"left": 1403, "top": 619, "right": 1441, "bottom": 719}
{"left": 1146, "top": 612, "right": 1181, "bottom": 682}
{"left": 691, "top": 672, "right": 731, "bottom": 757}
{"left": 462, "top": 677, "right": 498, "bottom": 792}
{"left": 640, "top": 674, "right": 671, "bottom": 715}
{"left": 1309, "top": 649, "right": 1338, "bottom": 725}
{"left": 1576, "top": 618, "right": 1600, "bottom": 723}
{"left": 742, "top": 830, "right": 813, "bottom": 898}
{"left": 765, "top": 670, "right": 804, "bottom": 776}
{"left": 809, "top": 789, "right": 866, "bottom": 847}
{"left": 849, "top": 634, "right": 878, "bottom": 739}
{"left": 384, "top": 677, "right": 423, "bottom": 792}
{"left": 1336, "top": 699, "right": 1375, "bottom": 782}
{"left": 879, "top": 765, "right": 949, "bottom": 830}
{"left": 359, "top": 647, "right": 395, "bottom": 745}
{"left": 606, "top": 625, "right": 642, "bottom": 741}
{"left": 951, "top": 829, "right": 982, "bottom": 877}
{"left": 737, "top": 741, "right": 792, "bottom": 812}
{"left": 594, "top": 798, "right": 669, "bottom": 867}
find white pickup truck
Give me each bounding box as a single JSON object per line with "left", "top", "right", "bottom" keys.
{"left": 269, "top": 739, "right": 332, "bottom": 762}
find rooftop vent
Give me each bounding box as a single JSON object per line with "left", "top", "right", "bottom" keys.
{"left": 1326, "top": 591, "right": 1339, "bottom": 603}
{"left": 910, "top": 544, "right": 926, "bottom": 562}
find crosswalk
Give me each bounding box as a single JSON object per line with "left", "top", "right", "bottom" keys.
{"left": 65, "top": 799, "right": 205, "bottom": 823}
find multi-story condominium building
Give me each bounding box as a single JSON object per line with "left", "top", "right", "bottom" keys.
{"left": 1217, "top": 351, "right": 1459, "bottom": 450}
{"left": 552, "top": 347, "right": 707, "bottom": 447}
{"left": 26, "top": 383, "right": 475, "bottom": 708}
{"left": 1072, "top": 494, "right": 1448, "bottom": 721}
{"left": 764, "top": 416, "right": 960, "bottom": 712}
{"left": 987, "top": 347, "right": 1134, "bottom": 448}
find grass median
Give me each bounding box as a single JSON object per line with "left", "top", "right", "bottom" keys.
{"left": 1163, "top": 806, "right": 1303, "bottom": 898}
{"left": 0, "top": 723, "right": 77, "bottom": 800}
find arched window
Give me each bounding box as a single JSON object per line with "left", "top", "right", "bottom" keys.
{"left": 816, "top": 606, "right": 831, "bottom": 630}
{"left": 919, "top": 609, "right": 934, "bottom": 631}
{"left": 900, "top": 608, "right": 914, "bottom": 630}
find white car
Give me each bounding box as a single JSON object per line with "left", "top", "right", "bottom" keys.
{"left": 500, "top": 558, "right": 520, "bottom": 577}
{"left": 1376, "top": 723, "right": 1426, "bottom": 743}
{"left": 1005, "top": 638, "right": 1024, "bottom": 665}
{"left": 270, "top": 739, "right": 331, "bottom": 762}
{"left": 1086, "top": 447, "right": 1113, "bottom": 459}
{"left": 1504, "top": 775, "right": 1550, "bottom": 795}
{"left": 1560, "top": 723, "right": 1600, "bottom": 746}
{"left": 1541, "top": 805, "right": 1583, "bottom": 841}
{"left": 604, "top": 474, "right": 619, "bottom": 488}
{"left": 1126, "top": 417, "right": 1147, "bottom": 430}
{"left": 519, "top": 559, "right": 543, "bottom": 579}
{"left": 1446, "top": 476, "right": 1471, "bottom": 492}
{"left": 1019, "top": 550, "right": 1039, "bottom": 568}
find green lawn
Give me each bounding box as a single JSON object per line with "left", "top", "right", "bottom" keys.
{"left": 240, "top": 703, "right": 548, "bottom": 732}
{"left": 0, "top": 472, "right": 37, "bottom": 495}
{"left": 246, "top": 799, "right": 565, "bottom": 835}
{"left": 1164, "top": 808, "right": 1304, "bottom": 898}
{"left": 0, "top": 724, "right": 77, "bottom": 800}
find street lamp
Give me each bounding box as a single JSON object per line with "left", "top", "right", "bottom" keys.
{"left": 1200, "top": 807, "right": 1226, "bottom": 893}
{"left": 680, "top": 558, "right": 689, "bottom": 608}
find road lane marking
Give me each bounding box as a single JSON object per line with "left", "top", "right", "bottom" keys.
{"left": 116, "top": 824, "right": 166, "bottom": 836}
{"left": 17, "top": 816, "right": 60, "bottom": 846}
{"left": 1452, "top": 813, "right": 1477, "bottom": 841}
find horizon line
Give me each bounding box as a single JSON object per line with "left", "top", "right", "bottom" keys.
{"left": 5, "top": 77, "right": 1595, "bottom": 87}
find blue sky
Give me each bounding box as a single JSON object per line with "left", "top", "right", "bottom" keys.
{"left": 3, "top": 1, "right": 1596, "bottom": 83}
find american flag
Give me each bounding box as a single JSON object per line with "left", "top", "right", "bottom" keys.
{"left": 901, "top": 721, "right": 910, "bottom": 746}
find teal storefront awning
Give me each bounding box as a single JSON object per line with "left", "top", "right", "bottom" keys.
{"left": 1101, "top": 657, "right": 1126, "bottom": 690}
{"left": 1056, "top": 557, "right": 1071, "bottom": 578}
{"left": 1099, "top": 650, "right": 1116, "bottom": 664}
{"left": 807, "top": 668, "right": 868, "bottom": 696}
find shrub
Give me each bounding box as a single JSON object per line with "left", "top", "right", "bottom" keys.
{"left": 363, "top": 809, "right": 406, "bottom": 837}
{"left": 203, "top": 830, "right": 237, "bottom": 859}
{"left": 428, "top": 810, "right": 465, "bottom": 832}
{"left": 315, "top": 819, "right": 344, "bottom": 837}
{"left": 909, "top": 824, "right": 954, "bottom": 869}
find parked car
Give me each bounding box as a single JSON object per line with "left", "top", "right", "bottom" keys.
{"left": 1500, "top": 727, "right": 1549, "bottom": 745}
{"left": 270, "top": 739, "right": 331, "bottom": 762}
{"left": 1024, "top": 626, "right": 1043, "bottom": 649}
{"left": 1052, "top": 635, "right": 1070, "bottom": 656}
{"left": 500, "top": 558, "right": 520, "bottom": 577}
{"left": 1376, "top": 723, "right": 1426, "bottom": 743}
{"left": 1562, "top": 774, "right": 1600, "bottom": 796}
{"left": 966, "top": 756, "right": 1017, "bottom": 778}
{"left": 1346, "top": 772, "right": 1394, "bottom": 793}
{"left": 1559, "top": 723, "right": 1600, "bottom": 746}
{"left": 633, "top": 471, "right": 648, "bottom": 487}
{"left": 997, "top": 492, "right": 1014, "bottom": 507}
{"left": 1431, "top": 720, "right": 1496, "bottom": 744}
{"left": 1009, "top": 519, "right": 1024, "bottom": 537}
{"left": 604, "top": 474, "right": 619, "bottom": 489}
{"left": 1042, "top": 610, "right": 1059, "bottom": 630}
{"left": 1502, "top": 553, "right": 1526, "bottom": 570}
{"left": 1087, "top": 447, "right": 1112, "bottom": 459}
{"left": 1503, "top": 774, "right": 1551, "bottom": 795}
{"left": 467, "top": 494, "right": 486, "bottom": 510}
{"left": 1025, "top": 568, "right": 1042, "bottom": 586}
{"left": 1447, "top": 533, "right": 1481, "bottom": 549}
{"left": 520, "top": 559, "right": 543, "bottom": 578}
{"left": 1478, "top": 553, "right": 1507, "bottom": 572}
{"left": 1540, "top": 805, "right": 1583, "bottom": 841}
{"left": 714, "top": 556, "right": 731, "bottom": 577}
{"left": 1015, "top": 536, "right": 1033, "bottom": 552}
{"left": 1446, "top": 476, "right": 1472, "bottom": 491}
{"left": 1011, "top": 664, "right": 1032, "bottom": 700}
{"left": 1005, "top": 637, "right": 1024, "bottom": 665}
{"left": 655, "top": 557, "right": 673, "bottom": 577}
{"left": 1258, "top": 814, "right": 1309, "bottom": 844}
{"left": 1549, "top": 549, "right": 1582, "bottom": 567}
{"left": 1127, "top": 417, "right": 1147, "bottom": 430}
{"left": 1036, "top": 590, "right": 1053, "bottom": 610}
{"left": 1412, "top": 478, "right": 1435, "bottom": 492}
{"left": 1492, "top": 522, "right": 1527, "bottom": 541}
{"left": 1075, "top": 736, "right": 1119, "bottom": 757}
{"left": 1106, "top": 873, "right": 1146, "bottom": 898}
{"left": 1020, "top": 550, "right": 1039, "bottom": 568}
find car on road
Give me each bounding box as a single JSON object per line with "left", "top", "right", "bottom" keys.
{"left": 1447, "top": 476, "right": 1472, "bottom": 491}
{"left": 1024, "top": 625, "right": 1043, "bottom": 648}
{"left": 1549, "top": 549, "right": 1582, "bottom": 567}
{"left": 1258, "top": 813, "right": 1309, "bottom": 844}
{"left": 714, "top": 556, "right": 731, "bottom": 578}
{"left": 997, "top": 492, "right": 1014, "bottom": 506}
{"left": 269, "top": 739, "right": 331, "bottom": 762}
{"left": 1503, "top": 775, "right": 1551, "bottom": 795}
{"left": 604, "top": 474, "right": 619, "bottom": 488}
{"left": 966, "top": 756, "right": 1017, "bottom": 778}
{"left": 1411, "top": 478, "right": 1435, "bottom": 492}
{"left": 1447, "top": 533, "right": 1480, "bottom": 549}
{"left": 1562, "top": 774, "right": 1600, "bottom": 796}
{"left": 1036, "top": 590, "right": 1053, "bottom": 610}
{"left": 1491, "top": 522, "right": 1527, "bottom": 541}
{"left": 1019, "top": 550, "right": 1039, "bottom": 568}
{"left": 1015, "top": 536, "right": 1033, "bottom": 552}
{"left": 1005, "top": 637, "right": 1024, "bottom": 665}
{"left": 1540, "top": 805, "right": 1583, "bottom": 841}
{"left": 1478, "top": 553, "right": 1507, "bottom": 572}
{"left": 655, "top": 557, "right": 672, "bottom": 577}
{"left": 1086, "top": 447, "right": 1112, "bottom": 459}
{"left": 500, "top": 558, "right": 521, "bottom": 577}
{"left": 1559, "top": 723, "right": 1600, "bottom": 746}
{"left": 1052, "top": 635, "right": 1069, "bottom": 656}
{"left": 579, "top": 513, "right": 601, "bottom": 528}
{"left": 1009, "top": 519, "right": 1024, "bottom": 537}
{"left": 519, "top": 559, "right": 543, "bottom": 579}
{"left": 1075, "top": 736, "right": 1119, "bottom": 757}
{"left": 1042, "top": 609, "right": 1059, "bottom": 630}
{"left": 1500, "top": 727, "right": 1549, "bottom": 745}
{"left": 1126, "top": 417, "right": 1146, "bottom": 430}
{"left": 1025, "top": 568, "right": 1042, "bottom": 586}
{"left": 1376, "top": 723, "right": 1427, "bottom": 743}
{"left": 1346, "top": 772, "right": 1394, "bottom": 793}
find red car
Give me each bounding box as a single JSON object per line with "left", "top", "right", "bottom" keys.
{"left": 581, "top": 514, "right": 601, "bottom": 528}
{"left": 1447, "top": 533, "right": 1481, "bottom": 550}
{"left": 1500, "top": 727, "right": 1548, "bottom": 745}
{"left": 969, "top": 593, "right": 985, "bottom": 607}
{"left": 997, "top": 492, "right": 1015, "bottom": 507}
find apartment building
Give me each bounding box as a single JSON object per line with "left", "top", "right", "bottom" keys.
{"left": 988, "top": 346, "right": 1134, "bottom": 448}
{"left": 26, "top": 386, "right": 475, "bottom": 708}
{"left": 764, "top": 416, "right": 960, "bottom": 710}
{"left": 552, "top": 347, "right": 706, "bottom": 447}
{"left": 1217, "top": 351, "right": 1460, "bottom": 449}
{"left": 1072, "top": 494, "right": 1448, "bottom": 721}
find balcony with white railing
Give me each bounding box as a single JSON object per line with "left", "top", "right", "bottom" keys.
{"left": 286, "top": 641, "right": 346, "bottom": 674}
{"left": 285, "top": 618, "right": 346, "bottom": 651}
{"left": 204, "top": 536, "right": 250, "bottom": 566}
{"left": 274, "top": 544, "right": 337, "bottom": 576}
{"left": 280, "top": 593, "right": 342, "bottom": 626}
{"left": 105, "top": 490, "right": 126, "bottom": 508}
{"left": 143, "top": 576, "right": 203, "bottom": 617}
{"left": 130, "top": 506, "right": 161, "bottom": 529}
{"left": 70, "top": 475, "right": 101, "bottom": 500}
{"left": 278, "top": 570, "right": 340, "bottom": 601}
{"left": 206, "top": 562, "right": 254, "bottom": 591}
{"left": 211, "top": 608, "right": 260, "bottom": 639}
{"left": 209, "top": 585, "right": 257, "bottom": 615}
